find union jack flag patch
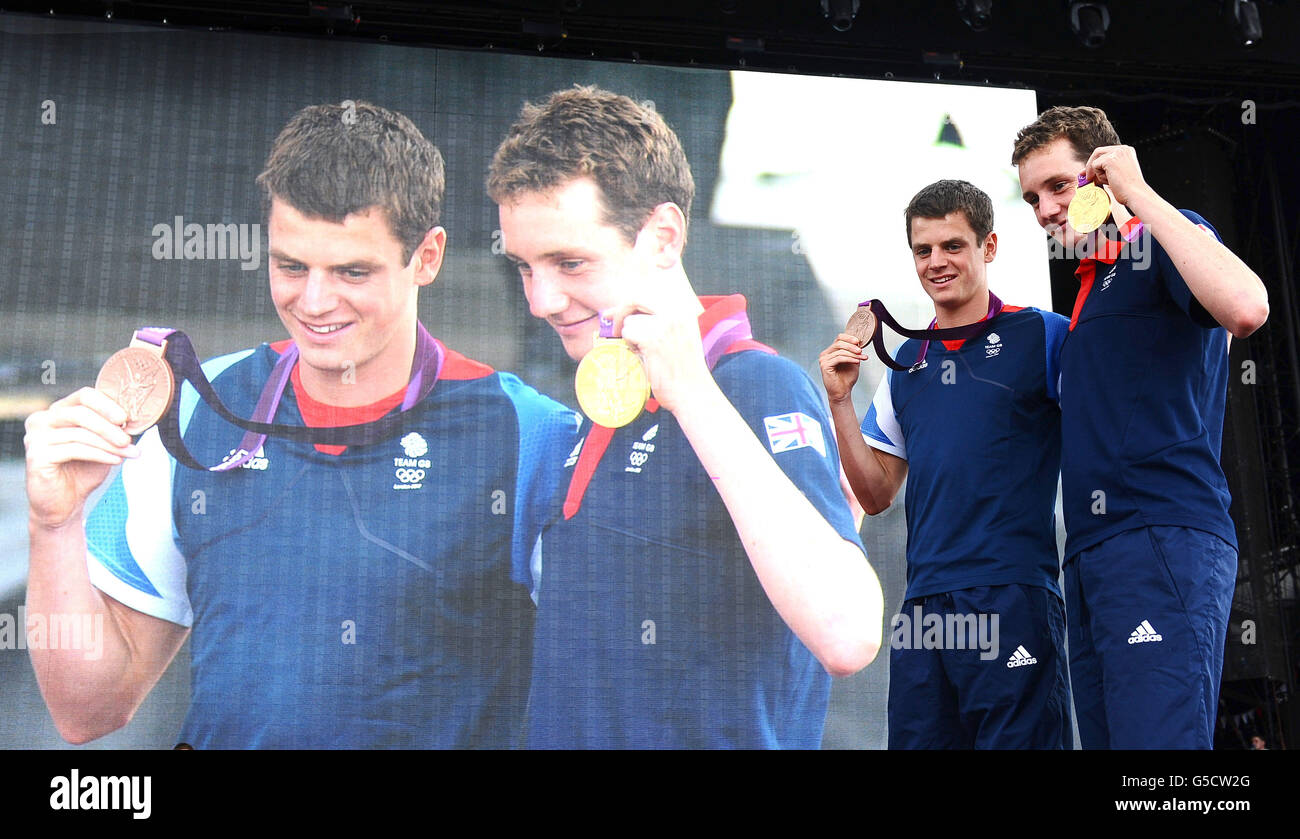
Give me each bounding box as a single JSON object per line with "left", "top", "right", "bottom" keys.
{"left": 763, "top": 412, "right": 826, "bottom": 457}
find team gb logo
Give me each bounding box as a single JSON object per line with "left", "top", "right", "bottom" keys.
{"left": 401, "top": 432, "right": 428, "bottom": 458}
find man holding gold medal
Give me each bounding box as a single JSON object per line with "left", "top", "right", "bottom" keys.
{"left": 1013, "top": 105, "right": 1270, "bottom": 748}
{"left": 23, "top": 101, "right": 578, "bottom": 748}
{"left": 819, "top": 180, "right": 1073, "bottom": 749}
{"left": 489, "top": 86, "right": 884, "bottom": 749}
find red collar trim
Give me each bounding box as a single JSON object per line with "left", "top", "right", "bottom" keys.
{"left": 696, "top": 293, "right": 776, "bottom": 355}
{"left": 561, "top": 294, "right": 771, "bottom": 521}
{"left": 268, "top": 330, "right": 495, "bottom": 455}
{"left": 937, "top": 302, "right": 1022, "bottom": 352}
{"left": 1075, "top": 216, "right": 1144, "bottom": 273}
{"left": 290, "top": 364, "right": 406, "bottom": 455}
{"left": 1069, "top": 217, "right": 1142, "bottom": 332}
{"left": 696, "top": 293, "right": 750, "bottom": 337}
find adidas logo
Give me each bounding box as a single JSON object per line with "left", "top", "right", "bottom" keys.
{"left": 564, "top": 438, "right": 584, "bottom": 468}
{"left": 1006, "top": 645, "right": 1037, "bottom": 668}
{"left": 1128, "top": 620, "right": 1163, "bottom": 644}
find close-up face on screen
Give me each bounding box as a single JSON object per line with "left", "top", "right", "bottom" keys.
{"left": 0, "top": 2, "right": 1289, "bottom": 775}
{"left": 0, "top": 19, "right": 1044, "bottom": 749}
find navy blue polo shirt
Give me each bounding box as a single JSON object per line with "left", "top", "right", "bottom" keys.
{"left": 861, "top": 305, "right": 1068, "bottom": 601}
{"left": 1058, "top": 210, "right": 1235, "bottom": 559}
{"left": 520, "top": 300, "right": 865, "bottom": 749}
{"left": 86, "top": 340, "right": 579, "bottom": 748}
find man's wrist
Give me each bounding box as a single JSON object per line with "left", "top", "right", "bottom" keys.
{"left": 1121, "top": 181, "right": 1164, "bottom": 219}
{"left": 29, "top": 508, "right": 83, "bottom": 536}
{"left": 827, "top": 393, "right": 858, "bottom": 413}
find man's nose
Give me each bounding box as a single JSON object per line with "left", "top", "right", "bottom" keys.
{"left": 526, "top": 270, "right": 569, "bottom": 318}
{"left": 1039, "top": 196, "right": 1063, "bottom": 226}
{"left": 298, "top": 270, "right": 337, "bottom": 315}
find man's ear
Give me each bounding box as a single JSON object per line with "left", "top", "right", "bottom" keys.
{"left": 640, "top": 202, "right": 686, "bottom": 269}
{"left": 411, "top": 226, "right": 448, "bottom": 287}
{"left": 982, "top": 231, "right": 998, "bottom": 263}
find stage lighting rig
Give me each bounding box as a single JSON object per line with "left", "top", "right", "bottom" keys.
{"left": 956, "top": 0, "right": 992, "bottom": 31}
{"left": 1230, "top": 0, "right": 1263, "bottom": 45}
{"left": 821, "top": 0, "right": 861, "bottom": 32}
{"left": 1068, "top": 2, "right": 1110, "bottom": 48}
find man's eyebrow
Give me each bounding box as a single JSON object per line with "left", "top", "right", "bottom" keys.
{"left": 1021, "top": 175, "right": 1064, "bottom": 201}
{"left": 1040, "top": 171, "right": 1077, "bottom": 189}
{"left": 268, "top": 250, "right": 385, "bottom": 271}
{"left": 507, "top": 249, "right": 594, "bottom": 264}
{"left": 913, "top": 237, "right": 967, "bottom": 250}
{"left": 539, "top": 249, "right": 589, "bottom": 261}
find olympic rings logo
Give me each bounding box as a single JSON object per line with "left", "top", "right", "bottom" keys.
{"left": 395, "top": 468, "right": 426, "bottom": 484}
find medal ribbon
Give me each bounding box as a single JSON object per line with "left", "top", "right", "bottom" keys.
{"left": 135, "top": 324, "right": 444, "bottom": 471}
{"left": 561, "top": 307, "right": 769, "bottom": 520}
{"left": 1076, "top": 174, "right": 1145, "bottom": 243}
{"left": 856, "top": 292, "right": 1003, "bottom": 372}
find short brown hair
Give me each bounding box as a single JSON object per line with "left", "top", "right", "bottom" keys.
{"left": 487, "top": 85, "right": 695, "bottom": 244}
{"left": 257, "top": 100, "right": 444, "bottom": 264}
{"left": 904, "top": 180, "right": 993, "bottom": 247}
{"left": 1011, "top": 105, "right": 1121, "bottom": 166}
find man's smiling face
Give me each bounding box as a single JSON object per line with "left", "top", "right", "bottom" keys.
{"left": 499, "top": 177, "right": 660, "bottom": 361}
{"left": 909, "top": 211, "right": 995, "bottom": 315}
{"left": 1018, "top": 136, "right": 1093, "bottom": 250}
{"left": 267, "top": 197, "right": 431, "bottom": 394}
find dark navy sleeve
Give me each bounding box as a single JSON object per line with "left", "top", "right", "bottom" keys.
{"left": 1154, "top": 209, "right": 1223, "bottom": 329}
{"left": 1040, "top": 309, "right": 1069, "bottom": 405}
{"left": 497, "top": 373, "right": 581, "bottom": 592}
{"left": 715, "top": 352, "right": 866, "bottom": 552}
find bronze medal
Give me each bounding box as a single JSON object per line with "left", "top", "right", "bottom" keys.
{"left": 1068, "top": 182, "right": 1111, "bottom": 234}
{"left": 574, "top": 337, "right": 651, "bottom": 428}
{"left": 845, "top": 304, "right": 877, "bottom": 345}
{"left": 96, "top": 346, "right": 176, "bottom": 435}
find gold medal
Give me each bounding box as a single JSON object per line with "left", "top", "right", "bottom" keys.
{"left": 845, "top": 304, "right": 877, "bottom": 345}
{"left": 95, "top": 342, "right": 175, "bottom": 435}
{"left": 574, "top": 336, "right": 651, "bottom": 428}
{"left": 1068, "top": 181, "right": 1111, "bottom": 234}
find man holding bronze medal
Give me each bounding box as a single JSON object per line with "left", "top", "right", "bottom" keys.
{"left": 819, "top": 180, "right": 1073, "bottom": 749}
{"left": 23, "top": 101, "right": 578, "bottom": 748}
{"left": 489, "top": 85, "right": 884, "bottom": 749}
{"left": 1013, "top": 106, "right": 1269, "bottom": 749}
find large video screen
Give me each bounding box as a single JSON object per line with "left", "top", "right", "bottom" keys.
{"left": 0, "top": 14, "right": 1047, "bottom": 749}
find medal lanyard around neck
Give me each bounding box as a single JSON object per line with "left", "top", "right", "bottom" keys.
{"left": 136, "top": 324, "right": 444, "bottom": 471}
{"left": 561, "top": 310, "right": 756, "bottom": 521}
{"left": 858, "top": 292, "right": 1003, "bottom": 373}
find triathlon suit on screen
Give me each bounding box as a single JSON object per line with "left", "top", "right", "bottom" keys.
{"left": 521, "top": 294, "right": 866, "bottom": 749}
{"left": 84, "top": 335, "right": 579, "bottom": 748}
